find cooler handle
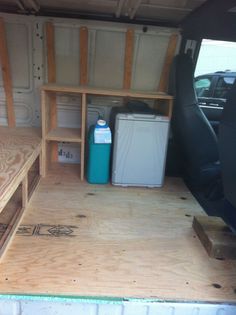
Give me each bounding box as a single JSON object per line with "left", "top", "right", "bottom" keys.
{"left": 132, "top": 114, "right": 156, "bottom": 119}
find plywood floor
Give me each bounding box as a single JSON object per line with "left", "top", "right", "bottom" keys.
{"left": 0, "top": 164, "right": 236, "bottom": 303}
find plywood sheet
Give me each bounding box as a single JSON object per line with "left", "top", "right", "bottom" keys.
{"left": 0, "top": 165, "right": 236, "bottom": 302}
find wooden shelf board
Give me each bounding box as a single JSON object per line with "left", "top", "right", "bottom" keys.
{"left": 46, "top": 127, "right": 82, "bottom": 143}
{"left": 41, "top": 84, "right": 173, "bottom": 100}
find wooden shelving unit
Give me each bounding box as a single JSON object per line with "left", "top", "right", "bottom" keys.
{"left": 41, "top": 84, "right": 174, "bottom": 181}
{"left": 41, "top": 87, "right": 86, "bottom": 180}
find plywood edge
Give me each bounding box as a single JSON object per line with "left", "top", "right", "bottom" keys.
{"left": 41, "top": 84, "right": 173, "bottom": 100}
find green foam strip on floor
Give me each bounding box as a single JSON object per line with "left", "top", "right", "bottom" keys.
{"left": 0, "top": 293, "right": 164, "bottom": 304}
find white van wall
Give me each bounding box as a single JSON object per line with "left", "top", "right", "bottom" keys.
{"left": 0, "top": 14, "right": 43, "bottom": 126}
{"left": 0, "top": 13, "right": 179, "bottom": 162}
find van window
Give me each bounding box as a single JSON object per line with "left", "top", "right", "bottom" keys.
{"left": 213, "top": 77, "right": 236, "bottom": 98}
{"left": 195, "top": 39, "right": 236, "bottom": 76}
{"left": 195, "top": 77, "right": 212, "bottom": 97}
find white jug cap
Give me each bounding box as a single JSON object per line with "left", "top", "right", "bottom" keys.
{"left": 97, "top": 119, "right": 106, "bottom": 126}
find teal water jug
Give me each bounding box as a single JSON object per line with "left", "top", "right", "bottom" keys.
{"left": 87, "top": 125, "right": 111, "bottom": 184}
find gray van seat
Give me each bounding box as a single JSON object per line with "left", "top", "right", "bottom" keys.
{"left": 169, "top": 53, "right": 220, "bottom": 187}
{"left": 219, "top": 81, "right": 236, "bottom": 208}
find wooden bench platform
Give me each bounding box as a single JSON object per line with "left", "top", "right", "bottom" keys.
{"left": 0, "top": 127, "right": 42, "bottom": 259}
{"left": 0, "top": 164, "right": 236, "bottom": 303}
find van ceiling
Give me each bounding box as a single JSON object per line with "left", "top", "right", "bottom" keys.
{"left": 0, "top": 0, "right": 208, "bottom": 26}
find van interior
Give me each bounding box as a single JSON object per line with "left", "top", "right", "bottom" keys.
{"left": 0, "top": 0, "right": 236, "bottom": 313}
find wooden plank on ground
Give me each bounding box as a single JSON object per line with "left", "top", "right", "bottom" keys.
{"left": 123, "top": 28, "right": 134, "bottom": 90}
{"left": 158, "top": 33, "right": 178, "bottom": 93}
{"left": 79, "top": 27, "right": 88, "bottom": 85}
{"left": 0, "top": 18, "right": 15, "bottom": 127}
{"left": 45, "top": 22, "right": 58, "bottom": 161}
{"left": 193, "top": 216, "right": 236, "bottom": 260}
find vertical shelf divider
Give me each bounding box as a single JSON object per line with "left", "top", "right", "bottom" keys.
{"left": 80, "top": 93, "right": 87, "bottom": 180}
{"left": 46, "top": 22, "right": 58, "bottom": 162}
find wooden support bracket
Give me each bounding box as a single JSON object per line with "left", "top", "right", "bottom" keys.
{"left": 80, "top": 93, "right": 86, "bottom": 181}
{"left": 123, "top": 28, "right": 134, "bottom": 90}
{"left": 22, "top": 176, "right": 28, "bottom": 209}
{"left": 0, "top": 18, "right": 15, "bottom": 127}
{"left": 158, "top": 33, "right": 178, "bottom": 93}
{"left": 46, "top": 22, "right": 58, "bottom": 162}
{"left": 79, "top": 27, "right": 89, "bottom": 86}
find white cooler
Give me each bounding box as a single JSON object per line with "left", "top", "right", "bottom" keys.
{"left": 112, "top": 113, "right": 170, "bottom": 187}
